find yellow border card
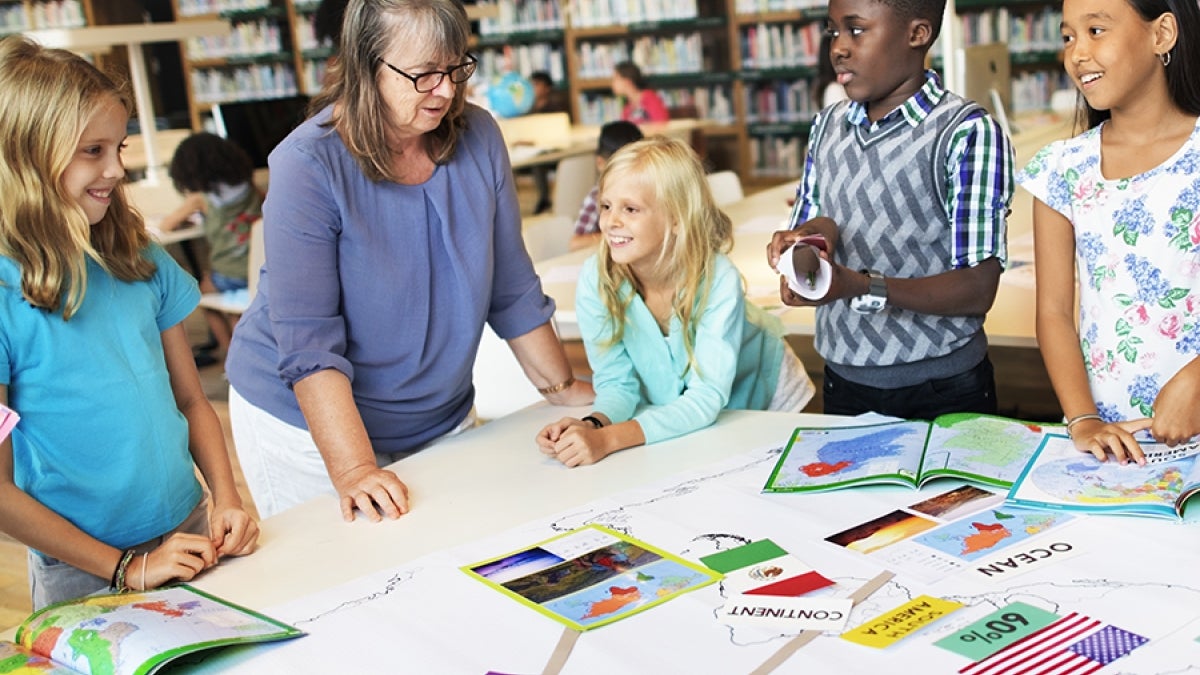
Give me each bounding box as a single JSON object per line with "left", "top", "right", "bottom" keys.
{"left": 841, "top": 594, "right": 964, "bottom": 648}
{"left": 461, "top": 524, "right": 721, "bottom": 631}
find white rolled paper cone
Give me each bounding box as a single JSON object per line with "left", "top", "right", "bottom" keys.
{"left": 777, "top": 243, "right": 832, "bottom": 300}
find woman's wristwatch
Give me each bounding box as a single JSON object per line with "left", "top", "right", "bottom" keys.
{"left": 849, "top": 269, "right": 887, "bottom": 314}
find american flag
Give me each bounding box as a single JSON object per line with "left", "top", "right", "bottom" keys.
{"left": 959, "top": 612, "right": 1149, "bottom": 675}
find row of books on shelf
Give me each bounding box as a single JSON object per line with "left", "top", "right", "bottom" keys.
{"left": 568, "top": 0, "right": 700, "bottom": 29}
{"left": 191, "top": 63, "right": 298, "bottom": 105}
{"left": 1011, "top": 69, "right": 1071, "bottom": 114}
{"left": 740, "top": 21, "right": 822, "bottom": 70}
{"left": 575, "top": 33, "right": 707, "bottom": 80}
{"left": 574, "top": 84, "right": 734, "bottom": 125}
{"left": 957, "top": 6, "right": 1063, "bottom": 53}
{"left": 185, "top": 19, "right": 286, "bottom": 60}
{"left": 735, "top": 0, "right": 826, "bottom": 13}
{"left": 744, "top": 80, "right": 820, "bottom": 124}
{"left": 476, "top": 0, "right": 564, "bottom": 36}
{"left": 748, "top": 135, "right": 805, "bottom": 177}
{"left": 293, "top": 13, "right": 335, "bottom": 51}
{"left": 1, "top": 0, "right": 84, "bottom": 31}
{"left": 177, "top": 0, "right": 270, "bottom": 18}
{"left": 300, "top": 58, "right": 326, "bottom": 93}
{"left": 477, "top": 44, "right": 565, "bottom": 84}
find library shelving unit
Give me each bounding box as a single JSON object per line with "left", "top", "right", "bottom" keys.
{"left": 562, "top": 0, "right": 744, "bottom": 173}
{"left": 949, "top": 0, "right": 1068, "bottom": 114}
{"left": 2, "top": 0, "right": 90, "bottom": 34}
{"left": 472, "top": 0, "right": 566, "bottom": 87}
{"left": 173, "top": 0, "right": 300, "bottom": 130}
{"left": 730, "top": 0, "right": 827, "bottom": 181}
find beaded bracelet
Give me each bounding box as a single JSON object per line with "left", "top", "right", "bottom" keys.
{"left": 110, "top": 548, "right": 136, "bottom": 592}
{"left": 537, "top": 375, "right": 575, "bottom": 395}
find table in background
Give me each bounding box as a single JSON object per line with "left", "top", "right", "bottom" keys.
{"left": 503, "top": 115, "right": 713, "bottom": 171}
{"left": 535, "top": 181, "right": 1038, "bottom": 348}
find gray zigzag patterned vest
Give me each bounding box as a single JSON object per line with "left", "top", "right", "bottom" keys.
{"left": 811, "top": 93, "right": 986, "bottom": 372}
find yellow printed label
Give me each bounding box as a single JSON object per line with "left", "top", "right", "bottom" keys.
{"left": 841, "top": 594, "right": 963, "bottom": 648}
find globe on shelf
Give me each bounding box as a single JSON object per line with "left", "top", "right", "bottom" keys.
{"left": 486, "top": 71, "right": 535, "bottom": 118}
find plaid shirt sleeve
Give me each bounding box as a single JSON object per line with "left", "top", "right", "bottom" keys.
{"left": 787, "top": 114, "right": 825, "bottom": 229}
{"left": 573, "top": 186, "right": 600, "bottom": 236}
{"left": 944, "top": 111, "right": 1013, "bottom": 269}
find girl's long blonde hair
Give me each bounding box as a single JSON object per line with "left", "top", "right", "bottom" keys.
{"left": 0, "top": 36, "right": 151, "bottom": 320}
{"left": 595, "top": 136, "right": 734, "bottom": 371}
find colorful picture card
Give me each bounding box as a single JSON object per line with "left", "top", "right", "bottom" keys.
{"left": 462, "top": 524, "right": 720, "bottom": 631}
{"left": 0, "top": 404, "right": 17, "bottom": 444}
{"left": 841, "top": 595, "right": 964, "bottom": 649}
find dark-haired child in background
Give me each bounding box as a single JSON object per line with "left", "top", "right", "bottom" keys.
{"left": 160, "top": 133, "right": 263, "bottom": 361}
{"left": 568, "top": 120, "right": 644, "bottom": 251}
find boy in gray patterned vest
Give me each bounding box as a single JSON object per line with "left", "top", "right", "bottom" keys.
{"left": 767, "top": 0, "right": 1014, "bottom": 418}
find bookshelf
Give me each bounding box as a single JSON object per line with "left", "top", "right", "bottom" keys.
{"left": 2, "top": 0, "right": 90, "bottom": 34}
{"left": 173, "top": 0, "right": 300, "bottom": 131}
{"left": 948, "top": 0, "right": 1068, "bottom": 114}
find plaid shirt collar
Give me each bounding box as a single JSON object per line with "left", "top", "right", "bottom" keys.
{"left": 845, "top": 69, "right": 946, "bottom": 130}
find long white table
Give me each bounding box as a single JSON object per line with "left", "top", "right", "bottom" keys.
{"left": 5, "top": 405, "right": 1198, "bottom": 673}
{"left": 175, "top": 407, "right": 1200, "bottom": 671}
{"left": 535, "top": 181, "right": 1039, "bottom": 348}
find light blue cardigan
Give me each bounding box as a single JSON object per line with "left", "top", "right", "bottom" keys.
{"left": 577, "top": 253, "right": 785, "bottom": 444}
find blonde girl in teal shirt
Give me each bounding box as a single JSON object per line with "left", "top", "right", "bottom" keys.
{"left": 536, "top": 137, "right": 814, "bottom": 466}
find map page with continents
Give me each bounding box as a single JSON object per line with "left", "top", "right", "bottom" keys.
{"left": 763, "top": 412, "right": 1060, "bottom": 493}
{"left": 182, "top": 441, "right": 1200, "bottom": 674}
{"left": 1008, "top": 433, "right": 1200, "bottom": 520}
{"left": 460, "top": 524, "right": 720, "bottom": 631}
{"left": 0, "top": 584, "right": 302, "bottom": 675}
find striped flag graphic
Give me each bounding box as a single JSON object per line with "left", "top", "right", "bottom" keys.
{"left": 960, "top": 612, "right": 1148, "bottom": 675}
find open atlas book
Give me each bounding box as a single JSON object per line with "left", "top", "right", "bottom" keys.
{"left": 0, "top": 584, "right": 302, "bottom": 675}
{"left": 1006, "top": 433, "right": 1200, "bottom": 519}
{"left": 762, "top": 413, "right": 1061, "bottom": 493}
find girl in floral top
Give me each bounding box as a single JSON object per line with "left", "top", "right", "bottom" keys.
{"left": 1018, "top": 0, "right": 1200, "bottom": 464}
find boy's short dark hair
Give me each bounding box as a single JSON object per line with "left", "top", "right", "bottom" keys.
{"left": 529, "top": 71, "right": 553, "bottom": 87}
{"left": 168, "top": 132, "right": 255, "bottom": 195}
{"left": 881, "top": 0, "right": 947, "bottom": 43}
{"left": 596, "top": 121, "right": 644, "bottom": 159}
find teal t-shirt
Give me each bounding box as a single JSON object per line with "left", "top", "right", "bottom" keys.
{"left": 0, "top": 244, "right": 203, "bottom": 549}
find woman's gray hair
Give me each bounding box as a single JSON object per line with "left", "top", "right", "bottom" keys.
{"left": 310, "top": 0, "right": 472, "bottom": 181}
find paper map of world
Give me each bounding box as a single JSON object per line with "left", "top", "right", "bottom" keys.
{"left": 179, "top": 443, "right": 1200, "bottom": 674}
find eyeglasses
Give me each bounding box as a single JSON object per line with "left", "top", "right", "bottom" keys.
{"left": 378, "top": 54, "right": 477, "bottom": 93}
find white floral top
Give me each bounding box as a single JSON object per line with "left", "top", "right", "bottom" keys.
{"left": 1018, "top": 117, "right": 1200, "bottom": 421}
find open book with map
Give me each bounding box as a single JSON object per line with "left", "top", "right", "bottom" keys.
{"left": 762, "top": 413, "right": 1061, "bottom": 493}
{"left": 0, "top": 584, "right": 302, "bottom": 675}
{"left": 1007, "top": 433, "right": 1200, "bottom": 519}
{"left": 461, "top": 524, "right": 720, "bottom": 631}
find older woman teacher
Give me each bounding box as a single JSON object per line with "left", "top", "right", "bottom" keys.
{"left": 226, "top": 0, "right": 593, "bottom": 522}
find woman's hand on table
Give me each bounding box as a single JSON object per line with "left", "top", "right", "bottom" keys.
{"left": 331, "top": 464, "right": 410, "bottom": 523}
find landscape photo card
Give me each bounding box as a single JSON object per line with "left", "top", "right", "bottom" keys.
{"left": 461, "top": 524, "right": 721, "bottom": 631}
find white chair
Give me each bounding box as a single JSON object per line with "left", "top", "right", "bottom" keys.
{"left": 471, "top": 327, "right": 545, "bottom": 422}
{"left": 706, "top": 170, "right": 744, "bottom": 206}
{"left": 522, "top": 214, "right": 574, "bottom": 263}
{"left": 552, "top": 154, "right": 598, "bottom": 220}
{"left": 197, "top": 217, "right": 263, "bottom": 314}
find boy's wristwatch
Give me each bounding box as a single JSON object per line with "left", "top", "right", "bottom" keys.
{"left": 849, "top": 269, "right": 887, "bottom": 314}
